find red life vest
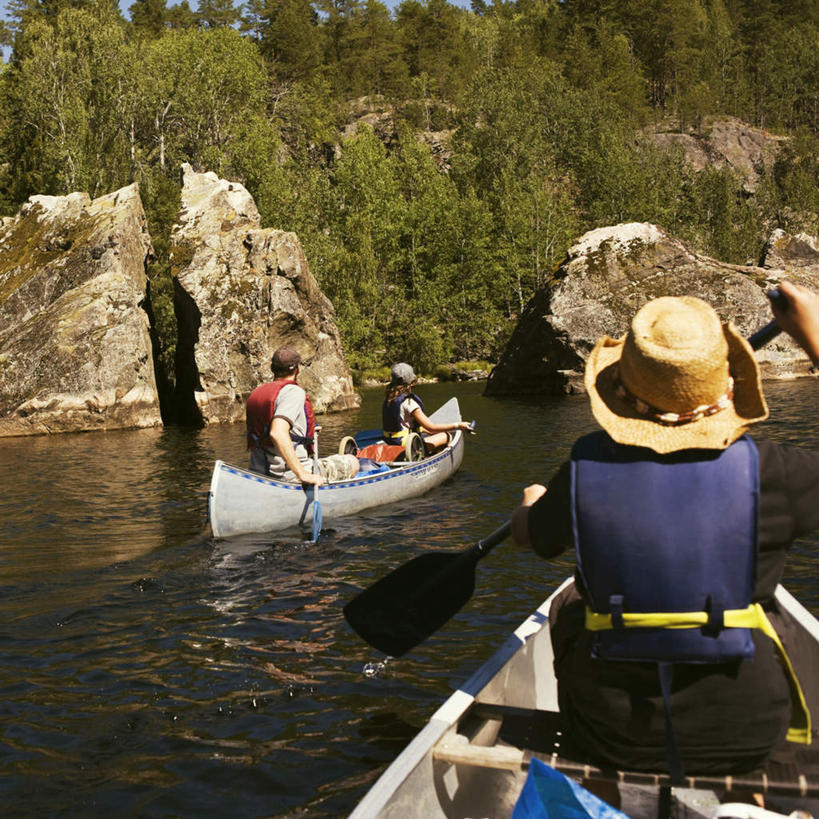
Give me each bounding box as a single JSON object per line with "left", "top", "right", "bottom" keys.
{"left": 246, "top": 380, "right": 315, "bottom": 455}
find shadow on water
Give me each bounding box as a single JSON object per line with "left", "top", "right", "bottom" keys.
{"left": 0, "top": 378, "right": 817, "bottom": 816}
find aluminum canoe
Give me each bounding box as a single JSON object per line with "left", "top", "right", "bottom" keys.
{"left": 208, "top": 397, "right": 465, "bottom": 539}
{"left": 350, "top": 579, "right": 819, "bottom": 819}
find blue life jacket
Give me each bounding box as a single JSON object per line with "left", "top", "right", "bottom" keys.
{"left": 570, "top": 431, "right": 759, "bottom": 664}
{"left": 382, "top": 392, "right": 424, "bottom": 438}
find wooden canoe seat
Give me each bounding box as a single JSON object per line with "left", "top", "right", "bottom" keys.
{"left": 432, "top": 703, "right": 819, "bottom": 800}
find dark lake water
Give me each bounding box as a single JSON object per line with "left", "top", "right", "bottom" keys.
{"left": 1, "top": 379, "right": 818, "bottom": 817}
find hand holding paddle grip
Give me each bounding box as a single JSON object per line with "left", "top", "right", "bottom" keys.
{"left": 748, "top": 289, "right": 786, "bottom": 351}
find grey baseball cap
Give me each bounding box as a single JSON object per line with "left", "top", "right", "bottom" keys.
{"left": 390, "top": 362, "right": 416, "bottom": 385}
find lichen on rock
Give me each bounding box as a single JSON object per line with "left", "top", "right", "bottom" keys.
{"left": 169, "top": 164, "right": 359, "bottom": 426}
{"left": 0, "top": 185, "right": 162, "bottom": 436}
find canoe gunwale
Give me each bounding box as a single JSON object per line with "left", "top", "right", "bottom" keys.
{"left": 216, "top": 429, "right": 463, "bottom": 493}
{"left": 350, "top": 580, "right": 819, "bottom": 818}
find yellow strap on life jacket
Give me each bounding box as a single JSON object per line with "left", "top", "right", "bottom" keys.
{"left": 585, "top": 603, "right": 811, "bottom": 744}
{"left": 383, "top": 429, "right": 409, "bottom": 445}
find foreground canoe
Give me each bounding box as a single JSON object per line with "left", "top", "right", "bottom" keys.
{"left": 208, "top": 397, "right": 465, "bottom": 539}
{"left": 351, "top": 579, "right": 819, "bottom": 819}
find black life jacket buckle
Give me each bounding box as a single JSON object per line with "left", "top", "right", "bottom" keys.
{"left": 609, "top": 594, "right": 625, "bottom": 630}
{"left": 703, "top": 595, "right": 725, "bottom": 637}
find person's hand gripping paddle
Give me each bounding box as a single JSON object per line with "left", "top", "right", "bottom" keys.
{"left": 343, "top": 291, "right": 787, "bottom": 656}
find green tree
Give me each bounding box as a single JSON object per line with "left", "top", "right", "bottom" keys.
{"left": 320, "top": 127, "right": 402, "bottom": 368}
{"left": 452, "top": 62, "right": 581, "bottom": 314}
{"left": 166, "top": 0, "right": 197, "bottom": 27}
{"left": 129, "top": 0, "right": 167, "bottom": 37}
{"left": 270, "top": 75, "right": 339, "bottom": 158}
{"left": 132, "top": 27, "right": 278, "bottom": 177}
{"left": 753, "top": 25, "right": 819, "bottom": 130}
{"left": 561, "top": 19, "right": 649, "bottom": 126}
{"left": 699, "top": 0, "right": 743, "bottom": 117}
{"left": 1, "top": 3, "right": 131, "bottom": 199}
{"left": 338, "top": 0, "right": 408, "bottom": 98}
{"left": 395, "top": 0, "right": 474, "bottom": 102}
{"left": 197, "top": 0, "right": 239, "bottom": 27}
{"left": 389, "top": 131, "right": 501, "bottom": 363}
{"left": 0, "top": 19, "right": 12, "bottom": 47}
{"left": 254, "top": 0, "right": 325, "bottom": 81}
{"left": 681, "top": 165, "right": 763, "bottom": 263}
{"left": 756, "top": 128, "right": 819, "bottom": 235}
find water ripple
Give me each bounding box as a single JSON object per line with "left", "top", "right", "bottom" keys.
{"left": 0, "top": 380, "right": 817, "bottom": 816}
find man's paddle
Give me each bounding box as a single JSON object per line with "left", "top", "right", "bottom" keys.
{"left": 310, "top": 426, "right": 323, "bottom": 543}
{"left": 344, "top": 293, "right": 785, "bottom": 657}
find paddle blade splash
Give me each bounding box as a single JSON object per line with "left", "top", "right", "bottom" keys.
{"left": 343, "top": 549, "right": 480, "bottom": 657}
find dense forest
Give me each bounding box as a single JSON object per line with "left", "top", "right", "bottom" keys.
{"left": 0, "top": 0, "right": 817, "bottom": 379}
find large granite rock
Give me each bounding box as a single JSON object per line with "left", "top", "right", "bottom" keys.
{"left": 761, "top": 229, "right": 819, "bottom": 271}
{"left": 485, "top": 223, "right": 819, "bottom": 397}
{"left": 170, "top": 164, "right": 359, "bottom": 425}
{"left": 0, "top": 185, "right": 161, "bottom": 436}
{"left": 644, "top": 118, "right": 785, "bottom": 193}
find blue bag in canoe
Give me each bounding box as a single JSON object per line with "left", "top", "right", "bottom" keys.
{"left": 512, "top": 758, "right": 629, "bottom": 819}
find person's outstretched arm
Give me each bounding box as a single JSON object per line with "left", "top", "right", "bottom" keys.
{"left": 773, "top": 280, "right": 819, "bottom": 367}
{"left": 411, "top": 407, "right": 473, "bottom": 435}
{"left": 511, "top": 484, "right": 547, "bottom": 546}
{"left": 510, "top": 462, "right": 573, "bottom": 558}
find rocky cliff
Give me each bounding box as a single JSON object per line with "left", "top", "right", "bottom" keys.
{"left": 642, "top": 118, "right": 785, "bottom": 193}
{"left": 485, "top": 223, "right": 819, "bottom": 397}
{"left": 0, "top": 186, "right": 162, "bottom": 436}
{"left": 170, "top": 164, "right": 360, "bottom": 426}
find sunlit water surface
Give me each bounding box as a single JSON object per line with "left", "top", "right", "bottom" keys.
{"left": 1, "top": 380, "right": 817, "bottom": 816}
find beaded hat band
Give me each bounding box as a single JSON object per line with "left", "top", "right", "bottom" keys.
{"left": 584, "top": 296, "right": 768, "bottom": 454}
{"left": 613, "top": 364, "right": 734, "bottom": 426}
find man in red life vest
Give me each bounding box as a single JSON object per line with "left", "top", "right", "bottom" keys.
{"left": 246, "top": 348, "right": 359, "bottom": 484}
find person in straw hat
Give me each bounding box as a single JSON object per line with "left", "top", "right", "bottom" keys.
{"left": 511, "top": 281, "right": 819, "bottom": 780}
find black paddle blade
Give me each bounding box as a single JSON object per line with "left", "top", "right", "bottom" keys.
{"left": 344, "top": 549, "right": 480, "bottom": 657}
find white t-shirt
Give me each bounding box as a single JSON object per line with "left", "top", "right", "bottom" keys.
{"left": 263, "top": 383, "right": 310, "bottom": 478}
{"left": 398, "top": 395, "right": 422, "bottom": 430}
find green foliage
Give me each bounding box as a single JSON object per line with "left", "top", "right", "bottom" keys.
{"left": 351, "top": 365, "right": 392, "bottom": 385}
{"left": 131, "top": 27, "right": 278, "bottom": 179}
{"left": 0, "top": 19, "right": 12, "bottom": 47}
{"left": 197, "top": 0, "right": 240, "bottom": 28}
{"left": 675, "top": 166, "right": 764, "bottom": 264}
{"left": 140, "top": 168, "right": 181, "bottom": 382}
{"left": 129, "top": 0, "right": 166, "bottom": 37}
{"left": 253, "top": 0, "right": 325, "bottom": 80}
{"left": 756, "top": 129, "right": 819, "bottom": 235}
{"left": 1, "top": 4, "right": 132, "bottom": 199}
{"left": 166, "top": 0, "right": 198, "bottom": 28}
{"left": 0, "top": 0, "right": 817, "bottom": 375}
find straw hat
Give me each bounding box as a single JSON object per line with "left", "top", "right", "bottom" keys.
{"left": 585, "top": 296, "right": 768, "bottom": 453}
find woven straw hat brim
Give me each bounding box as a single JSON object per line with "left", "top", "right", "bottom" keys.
{"left": 585, "top": 322, "right": 768, "bottom": 454}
